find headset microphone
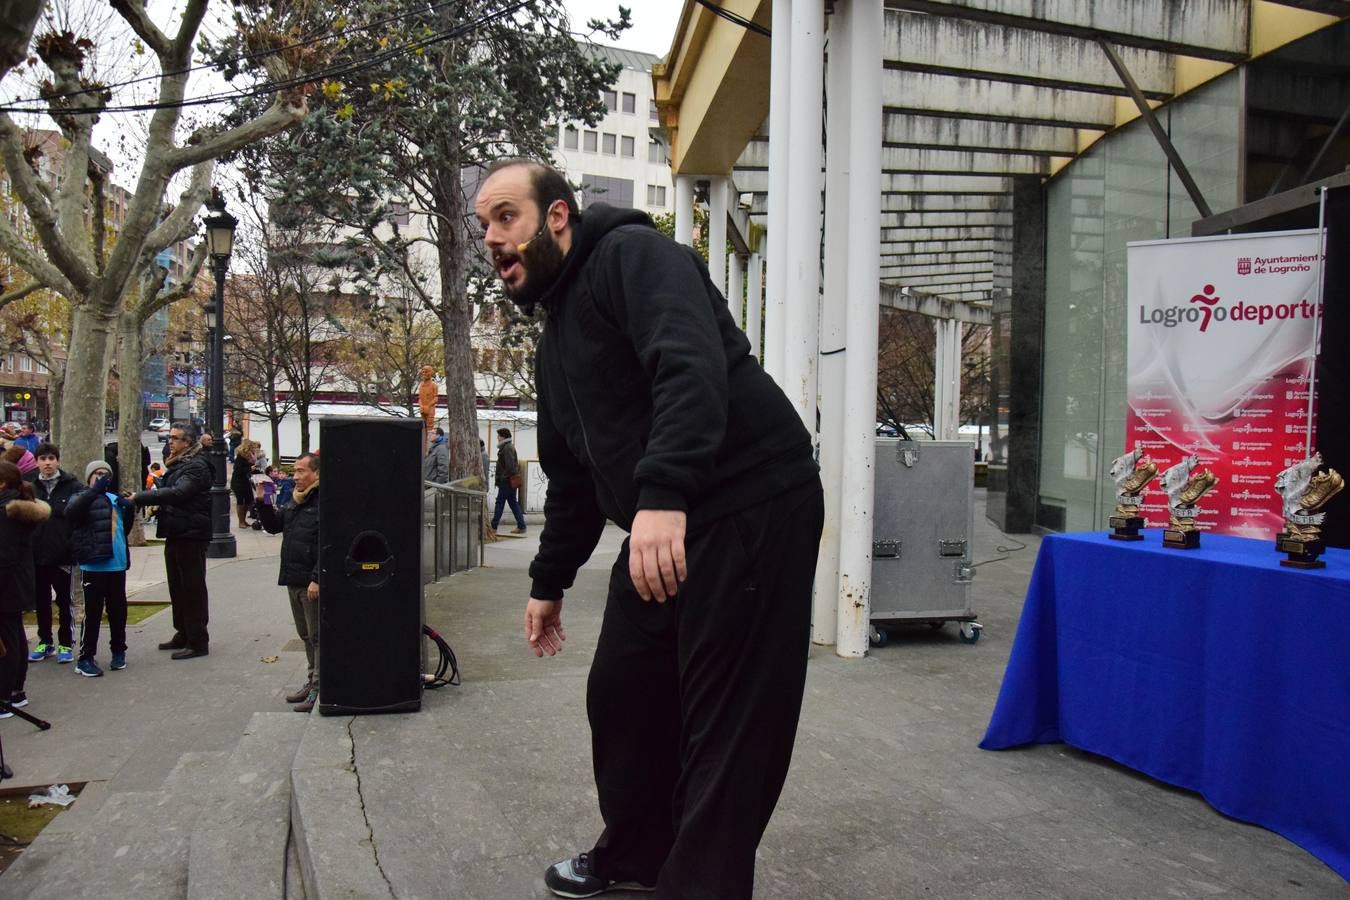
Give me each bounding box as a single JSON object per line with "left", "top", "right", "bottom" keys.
{"left": 516, "top": 222, "right": 548, "bottom": 255}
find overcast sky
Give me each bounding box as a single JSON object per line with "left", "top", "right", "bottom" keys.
{"left": 564, "top": 2, "right": 683, "bottom": 57}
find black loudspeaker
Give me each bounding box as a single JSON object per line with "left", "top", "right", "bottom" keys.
{"left": 318, "top": 417, "right": 424, "bottom": 715}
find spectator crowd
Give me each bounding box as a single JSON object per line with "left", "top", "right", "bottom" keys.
{"left": 0, "top": 423, "right": 320, "bottom": 734}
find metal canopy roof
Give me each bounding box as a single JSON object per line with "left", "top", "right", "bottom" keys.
{"left": 651, "top": 0, "right": 1347, "bottom": 308}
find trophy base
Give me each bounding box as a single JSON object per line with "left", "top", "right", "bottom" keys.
{"left": 1108, "top": 515, "right": 1145, "bottom": 541}
{"left": 1277, "top": 537, "right": 1326, "bottom": 569}
{"left": 1162, "top": 528, "right": 1201, "bottom": 550}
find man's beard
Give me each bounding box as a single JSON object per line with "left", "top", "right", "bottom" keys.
{"left": 501, "top": 229, "right": 567, "bottom": 309}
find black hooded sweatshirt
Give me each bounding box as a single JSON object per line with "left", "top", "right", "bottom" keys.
{"left": 527, "top": 204, "right": 818, "bottom": 601}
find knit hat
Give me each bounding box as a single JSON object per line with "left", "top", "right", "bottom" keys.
{"left": 85, "top": 460, "right": 112, "bottom": 481}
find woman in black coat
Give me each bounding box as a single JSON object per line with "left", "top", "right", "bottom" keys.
{"left": 231, "top": 446, "right": 255, "bottom": 529}
{"left": 0, "top": 460, "right": 51, "bottom": 705}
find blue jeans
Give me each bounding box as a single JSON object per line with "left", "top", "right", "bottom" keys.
{"left": 493, "top": 484, "right": 526, "bottom": 530}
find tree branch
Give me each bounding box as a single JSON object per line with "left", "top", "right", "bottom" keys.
{"left": 0, "top": 215, "right": 76, "bottom": 297}
{"left": 0, "top": 113, "right": 94, "bottom": 294}
{"left": 170, "top": 0, "right": 209, "bottom": 60}
{"left": 138, "top": 241, "right": 208, "bottom": 324}
{"left": 107, "top": 0, "right": 173, "bottom": 57}
{"left": 169, "top": 97, "right": 308, "bottom": 174}
{"left": 0, "top": 281, "right": 41, "bottom": 312}
{"left": 142, "top": 161, "right": 212, "bottom": 264}
{"left": 0, "top": 0, "right": 42, "bottom": 80}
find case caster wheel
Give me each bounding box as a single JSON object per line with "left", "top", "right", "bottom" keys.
{"left": 869, "top": 626, "right": 889, "bottom": 648}
{"left": 958, "top": 622, "right": 983, "bottom": 644}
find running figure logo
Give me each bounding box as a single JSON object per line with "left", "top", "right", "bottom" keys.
{"left": 1189, "top": 284, "right": 1220, "bottom": 332}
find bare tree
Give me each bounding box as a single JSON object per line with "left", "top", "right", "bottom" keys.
{"left": 337, "top": 263, "right": 444, "bottom": 418}
{"left": 223, "top": 271, "right": 293, "bottom": 464}
{"left": 471, "top": 293, "right": 538, "bottom": 408}
{"left": 0, "top": 0, "right": 321, "bottom": 470}
{"left": 876, "top": 308, "right": 991, "bottom": 438}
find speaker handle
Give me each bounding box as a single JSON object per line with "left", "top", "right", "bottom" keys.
{"left": 344, "top": 530, "right": 397, "bottom": 589}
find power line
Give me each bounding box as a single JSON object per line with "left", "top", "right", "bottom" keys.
{"left": 0, "top": 0, "right": 532, "bottom": 116}
{"left": 691, "top": 0, "right": 770, "bottom": 38}
{"left": 3, "top": 1, "right": 458, "bottom": 109}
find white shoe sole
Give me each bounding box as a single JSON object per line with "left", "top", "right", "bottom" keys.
{"left": 548, "top": 882, "right": 655, "bottom": 898}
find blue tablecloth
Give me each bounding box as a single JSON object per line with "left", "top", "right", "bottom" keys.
{"left": 981, "top": 530, "right": 1350, "bottom": 883}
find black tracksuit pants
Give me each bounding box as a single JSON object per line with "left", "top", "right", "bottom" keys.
{"left": 80, "top": 570, "right": 128, "bottom": 661}
{"left": 587, "top": 478, "right": 824, "bottom": 900}
{"left": 164, "top": 539, "right": 209, "bottom": 650}
{"left": 34, "top": 564, "right": 74, "bottom": 648}
{"left": 0, "top": 611, "right": 28, "bottom": 698}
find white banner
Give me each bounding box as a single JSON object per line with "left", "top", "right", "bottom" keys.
{"left": 1126, "top": 229, "right": 1322, "bottom": 540}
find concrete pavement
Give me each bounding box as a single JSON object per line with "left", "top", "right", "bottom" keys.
{"left": 2, "top": 493, "right": 1346, "bottom": 898}
{"left": 295, "top": 497, "right": 1347, "bottom": 899}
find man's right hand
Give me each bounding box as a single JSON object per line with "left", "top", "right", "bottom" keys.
{"left": 524, "top": 597, "right": 565, "bottom": 658}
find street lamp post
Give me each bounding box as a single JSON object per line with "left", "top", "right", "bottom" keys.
{"left": 203, "top": 189, "right": 238, "bottom": 559}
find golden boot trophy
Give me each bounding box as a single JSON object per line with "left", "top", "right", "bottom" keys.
{"left": 1160, "top": 454, "right": 1218, "bottom": 550}
{"left": 1108, "top": 444, "right": 1157, "bottom": 541}
{"left": 1274, "top": 453, "right": 1344, "bottom": 569}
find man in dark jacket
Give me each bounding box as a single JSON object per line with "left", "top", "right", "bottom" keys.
{"left": 475, "top": 160, "right": 823, "bottom": 899}
{"left": 25, "top": 443, "right": 81, "bottom": 663}
{"left": 129, "top": 422, "right": 213, "bottom": 659}
{"left": 256, "top": 452, "right": 321, "bottom": 712}
{"left": 492, "top": 428, "right": 525, "bottom": 534}
{"left": 422, "top": 426, "right": 449, "bottom": 484}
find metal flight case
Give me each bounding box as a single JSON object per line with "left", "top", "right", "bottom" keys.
{"left": 870, "top": 438, "right": 982, "bottom": 646}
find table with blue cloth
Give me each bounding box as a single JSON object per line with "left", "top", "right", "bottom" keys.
{"left": 980, "top": 530, "right": 1350, "bottom": 883}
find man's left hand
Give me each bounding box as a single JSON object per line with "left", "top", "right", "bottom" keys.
{"left": 629, "top": 509, "right": 687, "bottom": 602}
{"left": 307, "top": 581, "right": 319, "bottom": 602}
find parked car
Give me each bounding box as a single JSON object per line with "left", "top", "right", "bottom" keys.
{"left": 148, "top": 417, "right": 169, "bottom": 431}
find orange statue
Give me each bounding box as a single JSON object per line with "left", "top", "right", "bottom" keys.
{"left": 418, "top": 366, "right": 438, "bottom": 444}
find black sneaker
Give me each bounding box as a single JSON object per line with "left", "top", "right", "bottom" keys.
{"left": 544, "top": 853, "right": 655, "bottom": 898}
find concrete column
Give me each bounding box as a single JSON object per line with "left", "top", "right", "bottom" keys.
{"left": 747, "top": 252, "right": 763, "bottom": 360}
{"left": 764, "top": 0, "right": 792, "bottom": 385}
{"left": 934, "top": 317, "right": 962, "bottom": 441}
{"left": 674, "top": 175, "right": 695, "bottom": 247}
{"left": 813, "top": 0, "right": 851, "bottom": 646}
{"left": 727, "top": 252, "right": 745, "bottom": 330}
{"left": 708, "top": 176, "right": 729, "bottom": 299}
{"left": 783, "top": 0, "right": 824, "bottom": 432}
{"left": 836, "top": 0, "right": 883, "bottom": 659}
{"left": 990, "top": 175, "right": 1046, "bottom": 533}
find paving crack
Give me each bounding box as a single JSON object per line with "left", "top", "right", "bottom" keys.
{"left": 348, "top": 716, "right": 397, "bottom": 898}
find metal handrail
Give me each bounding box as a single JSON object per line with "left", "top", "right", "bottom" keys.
{"left": 422, "top": 481, "right": 487, "bottom": 584}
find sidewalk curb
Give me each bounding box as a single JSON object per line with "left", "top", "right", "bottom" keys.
{"left": 290, "top": 712, "right": 397, "bottom": 899}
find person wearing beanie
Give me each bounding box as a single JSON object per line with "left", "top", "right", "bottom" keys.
{"left": 492, "top": 427, "right": 526, "bottom": 535}
{"left": 24, "top": 443, "right": 80, "bottom": 663}
{"left": 64, "top": 460, "right": 135, "bottom": 676}
{"left": 2, "top": 445, "right": 37, "bottom": 476}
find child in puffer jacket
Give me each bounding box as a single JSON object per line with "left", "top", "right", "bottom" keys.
{"left": 65, "top": 460, "right": 134, "bottom": 677}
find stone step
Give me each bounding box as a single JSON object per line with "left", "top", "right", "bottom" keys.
{"left": 0, "top": 750, "right": 231, "bottom": 897}
{"left": 186, "top": 712, "right": 310, "bottom": 900}
{"left": 290, "top": 713, "right": 396, "bottom": 899}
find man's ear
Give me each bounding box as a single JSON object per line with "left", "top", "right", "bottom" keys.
{"left": 547, "top": 198, "right": 570, "bottom": 235}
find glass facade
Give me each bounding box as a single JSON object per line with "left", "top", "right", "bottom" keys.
{"left": 1037, "top": 73, "right": 1242, "bottom": 532}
